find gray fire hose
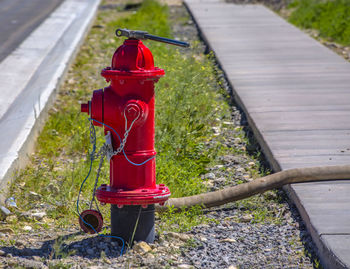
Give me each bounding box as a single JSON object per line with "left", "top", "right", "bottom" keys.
{"left": 156, "top": 164, "right": 350, "bottom": 211}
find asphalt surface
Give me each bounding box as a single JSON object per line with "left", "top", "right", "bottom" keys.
{"left": 0, "top": 0, "right": 63, "bottom": 62}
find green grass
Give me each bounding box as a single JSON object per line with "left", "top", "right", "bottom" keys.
{"left": 288, "top": 0, "right": 350, "bottom": 46}
{"left": 158, "top": 205, "right": 218, "bottom": 233}
{"left": 8, "top": 0, "right": 232, "bottom": 228}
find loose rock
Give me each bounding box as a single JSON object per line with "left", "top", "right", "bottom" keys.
{"left": 31, "top": 212, "right": 47, "bottom": 221}
{"left": 166, "top": 232, "right": 192, "bottom": 242}
{"left": 5, "top": 215, "right": 17, "bottom": 223}
{"left": 240, "top": 214, "right": 253, "bottom": 223}
{"left": 5, "top": 197, "right": 18, "bottom": 209}
{"left": 134, "top": 241, "right": 152, "bottom": 254}
{"left": 177, "top": 264, "right": 194, "bottom": 269}
{"left": 26, "top": 191, "right": 42, "bottom": 201}
{"left": 46, "top": 183, "right": 59, "bottom": 195}
{"left": 0, "top": 206, "right": 11, "bottom": 221}
{"left": 23, "top": 225, "right": 32, "bottom": 232}
{"left": 219, "top": 238, "right": 237, "bottom": 243}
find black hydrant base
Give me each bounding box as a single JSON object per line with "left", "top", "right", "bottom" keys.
{"left": 111, "top": 204, "right": 155, "bottom": 244}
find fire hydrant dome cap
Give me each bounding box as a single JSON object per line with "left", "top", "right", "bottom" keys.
{"left": 102, "top": 39, "right": 164, "bottom": 79}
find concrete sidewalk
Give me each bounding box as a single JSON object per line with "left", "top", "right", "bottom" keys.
{"left": 0, "top": 0, "right": 101, "bottom": 203}
{"left": 184, "top": 0, "right": 350, "bottom": 268}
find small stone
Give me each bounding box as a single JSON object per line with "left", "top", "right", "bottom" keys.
{"left": 248, "top": 162, "right": 255, "bottom": 167}
{"left": 219, "top": 238, "right": 237, "bottom": 243}
{"left": 103, "top": 257, "right": 112, "bottom": 264}
{"left": 221, "top": 155, "right": 242, "bottom": 164}
{"left": 167, "top": 232, "right": 192, "bottom": 242}
{"left": 145, "top": 253, "right": 155, "bottom": 259}
{"left": 0, "top": 250, "right": 5, "bottom": 256}
{"left": 134, "top": 241, "right": 152, "bottom": 253}
{"left": 32, "top": 256, "right": 41, "bottom": 261}
{"left": 264, "top": 191, "right": 277, "bottom": 200}
{"left": 216, "top": 177, "right": 226, "bottom": 183}
{"left": 5, "top": 215, "right": 17, "bottom": 223}
{"left": 203, "top": 173, "right": 215, "bottom": 180}
{"left": 19, "top": 212, "right": 31, "bottom": 221}
{"left": 234, "top": 137, "right": 242, "bottom": 144}
{"left": 214, "top": 165, "right": 224, "bottom": 169}
{"left": 23, "top": 225, "right": 32, "bottom": 231}
{"left": 199, "top": 236, "right": 207, "bottom": 242}
{"left": 236, "top": 167, "right": 245, "bottom": 173}
{"left": 240, "top": 214, "right": 253, "bottom": 223}
{"left": 46, "top": 183, "right": 59, "bottom": 194}
{"left": 5, "top": 197, "right": 17, "bottom": 209}
{"left": 21, "top": 259, "right": 47, "bottom": 268}
{"left": 86, "top": 248, "right": 95, "bottom": 255}
{"left": 15, "top": 240, "right": 25, "bottom": 247}
{"left": 227, "top": 266, "right": 238, "bottom": 269}
{"left": 31, "top": 212, "right": 46, "bottom": 221}
{"left": 0, "top": 206, "right": 11, "bottom": 220}
{"left": 0, "top": 228, "right": 14, "bottom": 234}
{"left": 203, "top": 180, "right": 214, "bottom": 188}
{"left": 212, "top": 126, "right": 220, "bottom": 135}
{"left": 27, "top": 191, "right": 42, "bottom": 201}
{"left": 177, "top": 264, "right": 194, "bottom": 269}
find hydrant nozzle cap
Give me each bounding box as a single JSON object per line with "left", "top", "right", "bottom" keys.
{"left": 81, "top": 102, "right": 89, "bottom": 114}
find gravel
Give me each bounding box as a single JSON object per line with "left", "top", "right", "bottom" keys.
{"left": 0, "top": 2, "right": 322, "bottom": 269}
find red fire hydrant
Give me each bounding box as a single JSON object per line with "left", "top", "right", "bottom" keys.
{"left": 80, "top": 29, "right": 189, "bottom": 243}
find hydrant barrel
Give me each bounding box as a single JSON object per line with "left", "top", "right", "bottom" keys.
{"left": 79, "top": 30, "right": 180, "bottom": 243}
{"left": 82, "top": 37, "right": 170, "bottom": 207}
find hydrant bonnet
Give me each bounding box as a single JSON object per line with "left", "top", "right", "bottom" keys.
{"left": 102, "top": 39, "right": 165, "bottom": 80}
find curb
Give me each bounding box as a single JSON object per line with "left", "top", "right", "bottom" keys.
{"left": 0, "top": 0, "right": 101, "bottom": 204}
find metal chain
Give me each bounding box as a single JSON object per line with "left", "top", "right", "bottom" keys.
{"left": 108, "top": 112, "right": 140, "bottom": 158}
{"left": 111, "top": 125, "right": 131, "bottom": 156}
{"left": 88, "top": 112, "right": 139, "bottom": 209}
{"left": 89, "top": 120, "right": 97, "bottom": 159}
{"left": 89, "top": 145, "right": 107, "bottom": 210}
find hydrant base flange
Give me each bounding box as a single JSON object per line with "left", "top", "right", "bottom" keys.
{"left": 96, "top": 184, "right": 170, "bottom": 205}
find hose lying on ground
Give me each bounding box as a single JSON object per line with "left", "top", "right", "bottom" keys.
{"left": 156, "top": 164, "right": 350, "bottom": 211}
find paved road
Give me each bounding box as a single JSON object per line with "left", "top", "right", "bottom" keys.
{"left": 0, "top": 0, "right": 63, "bottom": 62}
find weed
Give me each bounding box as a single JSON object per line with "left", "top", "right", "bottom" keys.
{"left": 183, "top": 237, "right": 199, "bottom": 249}
{"left": 158, "top": 205, "right": 216, "bottom": 232}
{"left": 49, "top": 237, "right": 76, "bottom": 260}
{"left": 289, "top": 0, "right": 350, "bottom": 45}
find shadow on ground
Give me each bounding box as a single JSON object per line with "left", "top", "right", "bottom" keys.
{"left": 1, "top": 231, "right": 124, "bottom": 260}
